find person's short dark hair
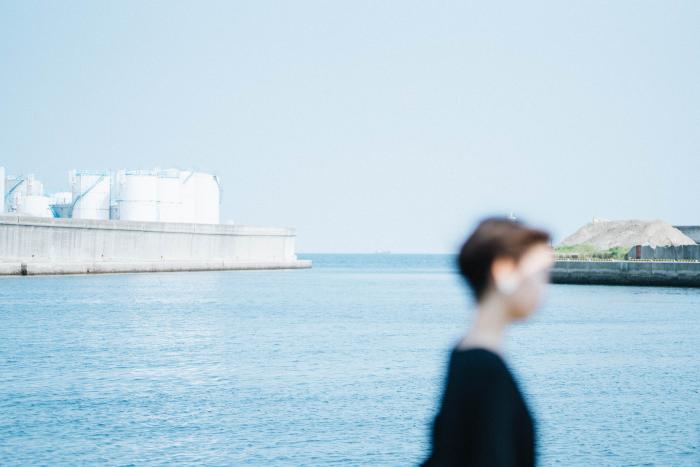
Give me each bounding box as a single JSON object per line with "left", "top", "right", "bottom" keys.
{"left": 458, "top": 217, "right": 551, "bottom": 301}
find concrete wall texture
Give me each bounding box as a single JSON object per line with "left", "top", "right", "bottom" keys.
{"left": 0, "top": 215, "right": 310, "bottom": 275}
{"left": 627, "top": 244, "right": 700, "bottom": 261}
{"left": 552, "top": 260, "right": 700, "bottom": 287}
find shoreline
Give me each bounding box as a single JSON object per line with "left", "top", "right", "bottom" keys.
{"left": 0, "top": 259, "right": 312, "bottom": 276}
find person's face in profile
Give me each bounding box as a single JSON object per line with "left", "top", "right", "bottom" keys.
{"left": 492, "top": 243, "right": 554, "bottom": 320}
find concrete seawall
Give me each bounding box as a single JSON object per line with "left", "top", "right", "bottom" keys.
{"left": 552, "top": 260, "right": 700, "bottom": 287}
{"left": 0, "top": 215, "right": 311, "bottom": 275}
{"left": 0, "top": 260, "right": 312, "bottom": 276}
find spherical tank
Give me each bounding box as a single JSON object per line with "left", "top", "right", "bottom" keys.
{"left": 52, "top": 192, "right": 73, "bottom": 205}
{"left": 50, "top": 192, "right": 73, "bottom": 218}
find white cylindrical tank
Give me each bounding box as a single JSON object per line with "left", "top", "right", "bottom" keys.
{"left": 196, "top": 173, "right": 220, "bottom": 224}
{"left": 5, "top": 177, "right": 24, "bottom": 213}
{"left": 5, "top": 174, "right": 47, "bottom": 215}
{"left": 25, "top": 175, "right": 43, "bottom": 196}
{"left": 70, "top": 170, "right": 111, "bottom": 220}
{"left": 157, "top": 169, "right": 182, "bottom": 223}
{"left": 19, "top": 195, "right": 53, "bottom": 217}
{"left": 117, "top": 170, "right": 159, "bottom": 222}
{"left": 6, "top": 191, "right": 21, "bottom": 213}
{"left": 179, "top": 171, "right": 196, "bottom": 223}
{"left": 180, "top": 171, "right": 220, "bottom": 224}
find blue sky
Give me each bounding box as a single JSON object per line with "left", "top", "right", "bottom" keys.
{"left": 1, "top": 1, "right": 698, "bottom": 253}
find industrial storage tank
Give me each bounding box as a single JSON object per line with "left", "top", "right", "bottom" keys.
{"left": 157, "top": 169, "right": 182, "bottom": 223}
{"left": 6, "top": 173, "right": 43, "bottom": 197}
{"left": 116, "top": 170, "right": 159, "bottom": 222}
{"left": 70, "top": 170, "right": 111, "bottom": 220}
{"left": 4, "top": 174, "right": 51, "bottom": 216}
{"left": 5, "top": 175, "right": 24, "bottom": 213}
{"left": 196, "top": 173, "right": 221, "bottom": 224}
{"left": 180, "top": 171, "right": 220, "bottom": 224}
{"left": 20, "top": 195, "right": 53, "bottom": 217}
{"left": 49, "top": 192, "right": 73, "bottom": 218}
{"left": 52, "top": 191, "right": 73, "bottom": 204}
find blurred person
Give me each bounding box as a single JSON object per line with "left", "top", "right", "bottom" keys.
{"left": 422, "top": 217, "right": 553, "bottom": 466}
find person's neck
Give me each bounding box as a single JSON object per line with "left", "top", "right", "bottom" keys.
{"left": 459, "top": 293, "right": 511, "bottom": 355}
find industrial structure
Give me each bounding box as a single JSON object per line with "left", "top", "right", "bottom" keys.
{"left": 2, "top": 172, "right": 53, "bottom": 218}
{"left": 3, "top": 167, "right": 221, "bottom": 224}
{"left": 0, "top": 166, "right": 310, "bottom": 275}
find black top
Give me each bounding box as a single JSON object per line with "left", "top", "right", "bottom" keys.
{"left": 422, "top": 347, "right": 535, "bottom": 466}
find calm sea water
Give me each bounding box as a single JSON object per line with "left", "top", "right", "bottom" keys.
{"left": 0, "top": 254, "right": 698, "bottom": 466}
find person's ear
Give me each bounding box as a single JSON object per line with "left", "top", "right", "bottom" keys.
{"left": 491, "top": 257, "right": 520, "bottom": 295}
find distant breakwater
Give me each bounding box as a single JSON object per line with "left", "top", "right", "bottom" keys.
{"left": 0, "top": 215, "right": 311, "bottom": 276}
{"left": 552, "top": 260, "right": 700, "bottom": 287}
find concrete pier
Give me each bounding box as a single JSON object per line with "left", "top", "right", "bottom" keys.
{"left": 0, "top": 215, "right": 311, "bottom": 276}
{"left": 552, "top": 260, "right": 700, "bottom": 287}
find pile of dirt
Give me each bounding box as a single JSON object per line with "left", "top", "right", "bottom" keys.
{"left": 558, "top": 219, "right": 697, "bottom": 250}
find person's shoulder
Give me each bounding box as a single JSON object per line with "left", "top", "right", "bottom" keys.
{"left": 450, "top": 347, "right": 510, "bottom": 378}
{"left": 451, "top": 346, "right": 505, "bottom": 364}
